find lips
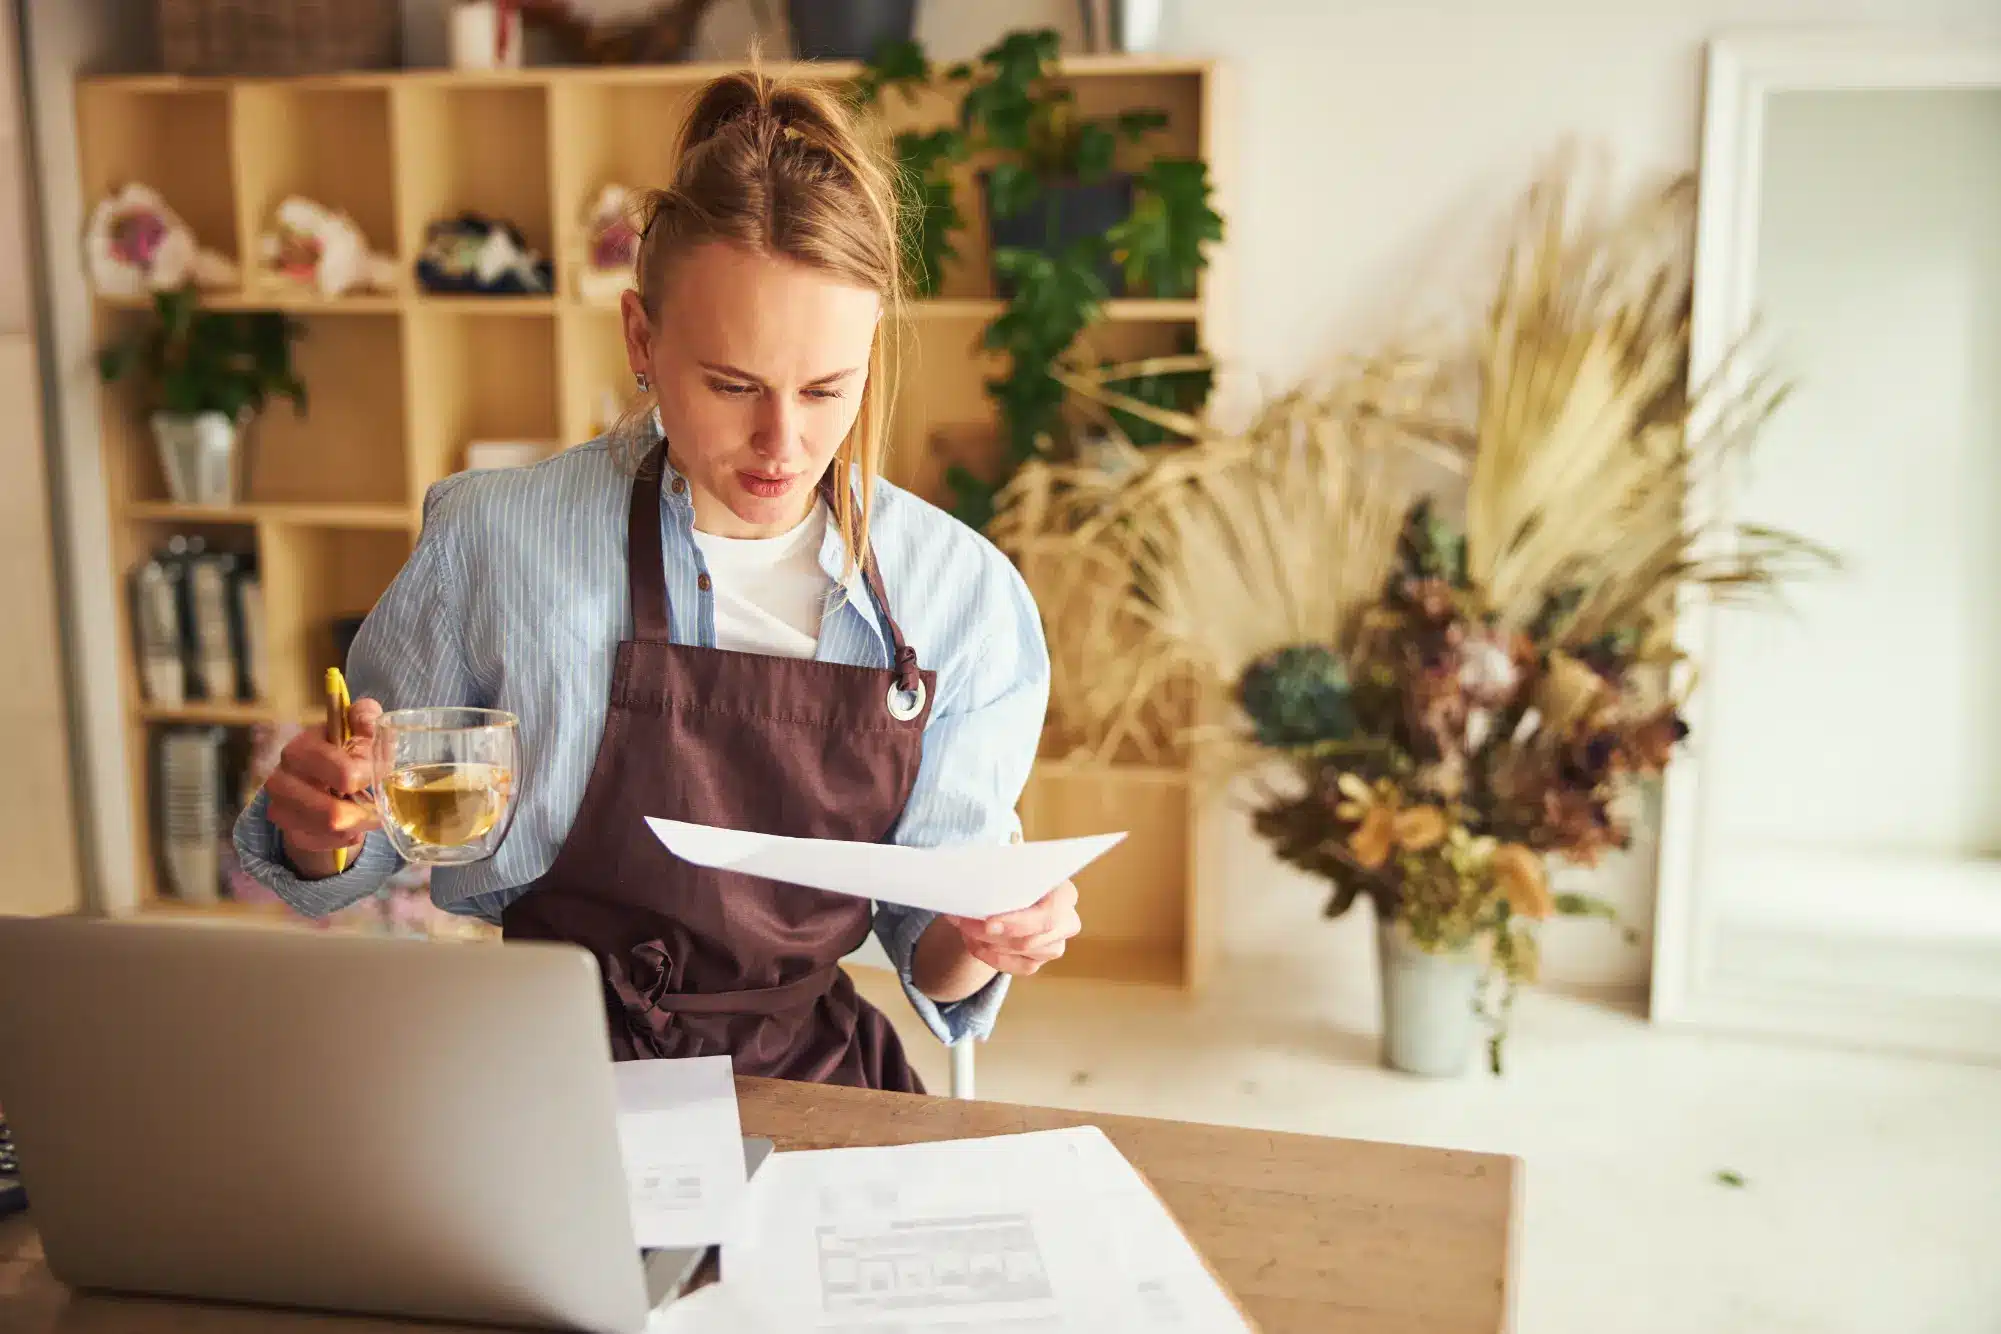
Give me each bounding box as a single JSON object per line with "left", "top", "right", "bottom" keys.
{"left": 736, "top": 470, "right": 798, "bottom": 500}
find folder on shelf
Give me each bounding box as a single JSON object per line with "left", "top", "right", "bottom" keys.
{"left": 230, "top": 563, "right": 266, "bottom": 704}
{"left": 187, "top": 549, "right": 237, "bottom": 703}
{"left": 132, "top": 554, "right": 184, "bottom": 707}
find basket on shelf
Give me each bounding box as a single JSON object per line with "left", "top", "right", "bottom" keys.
{"left": 157, "top": 0, "right": 402, "bottom": 76}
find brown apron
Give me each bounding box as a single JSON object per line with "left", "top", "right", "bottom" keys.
{"left": 501, "top": 444, "right": 933, "bottom": 1093}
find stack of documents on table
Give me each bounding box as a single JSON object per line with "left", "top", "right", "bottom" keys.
{"left": 709, "top": 1126, "right": 1255, "bottom": 1332}
{"left": 612, "top": 1058, "right": 1252, "bottom": 1331}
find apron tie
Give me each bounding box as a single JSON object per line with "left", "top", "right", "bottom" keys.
{"left": 893, "top": 644, "right": 921, "bottom": 694}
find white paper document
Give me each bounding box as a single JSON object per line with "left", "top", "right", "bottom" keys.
{"left": 645, "top": 818, "right": 1127, "bottom": 918}
{"left": 715, "top": 1126, "right": 1253, "bottom": 1332}
{"left": 612, "top": 1056, "right": 749, "bottom": 1250}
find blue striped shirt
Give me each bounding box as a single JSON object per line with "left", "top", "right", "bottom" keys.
{"left": 231, "top": 430, "right": 1051, "bottom": 1046}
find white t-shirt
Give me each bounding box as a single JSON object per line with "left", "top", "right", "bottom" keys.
{"left": 688, "top": 501, "right": 832, "bottom": 659}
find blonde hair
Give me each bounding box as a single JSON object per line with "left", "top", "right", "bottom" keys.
{"left": 615, "top": 67, "right": 904, "bottom": 572}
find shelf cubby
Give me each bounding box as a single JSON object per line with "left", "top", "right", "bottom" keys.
{"left": 404, "top": 309, "right": 561, "bottom": 488}
{"left": 395, "top": 84, "right": 554, "bottom": 284}
{"left": 230, "top": 84, "right": 399, "bottom": 293}
{"left": 244, "top": 312, "right": 408, "bottom": 506}
{"left": 76, "top": 84, "right": 240, "bottom": 273}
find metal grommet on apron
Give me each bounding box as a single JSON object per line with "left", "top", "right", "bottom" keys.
{"left": 502, "top": 444, "right": 938, "bottom": 1093}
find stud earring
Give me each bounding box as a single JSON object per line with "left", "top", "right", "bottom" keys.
{"left": 635, "top": 372, "right": 650, "bottom": 392}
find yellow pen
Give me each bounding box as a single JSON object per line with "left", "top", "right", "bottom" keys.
{"left": 324, "top": 667, "right": 353, "bottom": 873}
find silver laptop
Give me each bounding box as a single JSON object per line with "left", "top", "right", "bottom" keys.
{"left": 0, "top": 914, "right": 769, "bottom": 1333}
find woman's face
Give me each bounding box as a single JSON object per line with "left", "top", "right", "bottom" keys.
{"left": 623, "top": 241, "right": 881, "bottom": 538}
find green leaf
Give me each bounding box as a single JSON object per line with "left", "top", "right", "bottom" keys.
{"left": 1108, "top": 158, "right": 1223, "bottom": 298}
{"left": 1115, "top": 108, "right": 1169, "bottom": 142}
{"left": 1074, "top": 122, "right": 1117, "bottom": 181}
{"left": 985, "top": 162, "right": 1039, "bottom": 221}
{"left": 1715, "top": 1170, "right": 1748, "bottom": 1189}
{"left": 851, "top": 37, "right": 929, "bottom": 106}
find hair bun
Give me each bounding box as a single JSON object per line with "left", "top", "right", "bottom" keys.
{"left": 681, "top": 70, "right": 773, "bottom": 150}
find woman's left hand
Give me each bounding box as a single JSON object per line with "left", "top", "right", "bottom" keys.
{"left": 946, "top": 881, "right": 1081, "bottom": 976}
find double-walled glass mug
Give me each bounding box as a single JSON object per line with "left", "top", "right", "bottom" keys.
{"left": 371, "top": 708, "right": 519, "bottom": 865}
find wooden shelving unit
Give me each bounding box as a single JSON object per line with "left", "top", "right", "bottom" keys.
{"left": 78, "top": 58, "right": 1229, "bottom": 989}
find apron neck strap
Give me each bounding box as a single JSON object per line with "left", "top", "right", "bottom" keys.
{"left": 814, "top": 470, "right": 922, "bottom": 693}
{"left": 629, "top": 445, "right": 673, "bottom": 641}
{"left": 628, "top": 445, "right": 921, "bottom": 690}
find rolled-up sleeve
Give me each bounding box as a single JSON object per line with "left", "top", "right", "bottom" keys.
{"left": 230, "top": 481, "right": 480, "bottom": 916}
{"left": 875, "top": 552, "right": 1052, "bottom": 1046}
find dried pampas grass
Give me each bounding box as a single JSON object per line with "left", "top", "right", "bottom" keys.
{"left": 1464, "top": 161, "right": 1835, "bottom": 653}
{"left": 990, "top": 354, "right": 1446, "bottom": 763}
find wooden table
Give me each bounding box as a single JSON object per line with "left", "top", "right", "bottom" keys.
{"left": 1, "top": 1077, "right": 1519, "bottom": 1333}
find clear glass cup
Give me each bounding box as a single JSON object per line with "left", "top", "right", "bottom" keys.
{"left": 371, "top": 707, "right": 520, "bottom": 866}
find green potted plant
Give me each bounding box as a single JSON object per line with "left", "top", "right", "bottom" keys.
{"left": 96, "top": 287, "right": 307, "bottom": 507}
{"left": 853, "top": 29, "right": 1225, "bottom": 529}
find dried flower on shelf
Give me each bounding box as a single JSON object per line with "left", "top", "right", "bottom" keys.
{"left": 258, "top": 197, "right": 395, "bottom": 300}
{"left": 84, "top": 184, "right": 237, "bottom": 299}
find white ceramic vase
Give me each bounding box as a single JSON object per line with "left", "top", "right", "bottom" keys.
{"left": 1377, "top": 920, "right": 1482, "bottom": 1078}
{"left": 150, "top": 410, "right": 241, "bottom": 506}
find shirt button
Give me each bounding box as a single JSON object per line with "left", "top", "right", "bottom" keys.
{"left": 670, "top": 477, "right": 686, "bottom": 495}
{"left": 697, "top": 572, "right": 712, "bottom": 592}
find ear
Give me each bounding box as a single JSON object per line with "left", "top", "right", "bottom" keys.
{"left": 619, "top": 289, "right": 654, "bottom": 377}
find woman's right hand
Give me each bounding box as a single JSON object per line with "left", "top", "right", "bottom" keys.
{"left": 264, "top": 696, "right": 385, "bottom": 880}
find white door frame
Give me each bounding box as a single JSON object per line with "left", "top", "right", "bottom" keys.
{"left": 1652, "top": 29, "right": 2001, "bottom": 1061}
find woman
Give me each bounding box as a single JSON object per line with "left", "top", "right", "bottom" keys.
{"left": 234, "top": 69, "right": 1078, "bottom": 1094}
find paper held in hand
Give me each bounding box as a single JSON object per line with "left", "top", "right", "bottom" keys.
{"left": 644, "top": 818, "right": 1126, "bottom": 918}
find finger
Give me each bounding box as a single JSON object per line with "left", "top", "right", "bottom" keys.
{"left": 265, "top": 770, "right": 378, "bottom": 841}
{"left": 981, "top": 880, "right": 1078, "bottom": 936}
{"left": 347, "top": 696, "right": 384, "bottom": 742}
{"left": 284, "top": 733, "right": 373, "bottom": 795}
{"left": 989, "top": 925, "right": 1076, "bottom": 956}
{"left": 970, "top": 942, "right": 1063, "bottom": 976}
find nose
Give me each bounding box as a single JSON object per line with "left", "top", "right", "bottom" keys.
{"left": 753, "top": 391, "right": 800, "bottom": 460}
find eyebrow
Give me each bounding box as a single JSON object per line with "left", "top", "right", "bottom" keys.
{"left": 699, "top": 361, "right": 861, "bottom": 389}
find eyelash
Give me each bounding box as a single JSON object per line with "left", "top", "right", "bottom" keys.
{"left": 707, "top": 380, "right": 844, "bottom": 401}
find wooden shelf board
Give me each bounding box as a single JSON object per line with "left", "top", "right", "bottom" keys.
{"left": 413, "top": 294, "right": 558, "bottom": 314}
{"left": 123, "top": 501, "right": 416, "bottom": 529}
{"left": 98, "top": 290, "right": 404, "bottom": 314}
{"left": 79, "top": 58, "right": 1213, "bottom": 95}
{"left": 565, "top": 295, "right": 1200, "bottom": 321}
{"left": 135, "top": 700, "right": 277, "bottom": 725}
{"left": 914, "top": 298, "right": 1201, "bottom": 322}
